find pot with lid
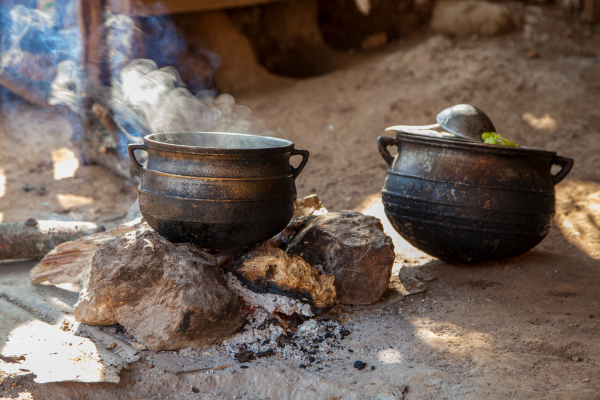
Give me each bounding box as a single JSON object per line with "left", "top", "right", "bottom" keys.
{"left": 377, "top": 131, "right": 573, "bottom": 263}
{"left": 128, "top": 132, "right": 309, "bottom": 249}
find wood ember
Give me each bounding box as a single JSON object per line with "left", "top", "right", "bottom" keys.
{"left": 225, "top": 273, "right": 314, "bottom": 317}
{"left": 29, "top": 218, "right": 147, "bottom": 285}
{"left": 269, "top": 217, "right": 306, "bottom": 247}
{"left": 0, "top": 220, "right": 104, "bottom": 261}
{"left": 225, "top": 241, "right": 336, "bottom": 314}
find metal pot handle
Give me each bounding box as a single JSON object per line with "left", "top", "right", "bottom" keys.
{"left": 551, "top": 155, "right": 574, "bottom": 185}
{"left": 291, "top": 149, "right": 309, "bottom": 179}
{"left": 377, "top": 136, "right": 400, "bottom": 166}
{"left": 128, "top": 143, "right": 147, "bottom": 173}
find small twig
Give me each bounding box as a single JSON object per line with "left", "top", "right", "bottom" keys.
{"left": 177, "top": 364, "right": 232, "bottom": 374}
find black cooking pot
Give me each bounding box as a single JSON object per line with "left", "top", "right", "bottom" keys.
{"left": 377, "top": 132, "right": 574, "bottom": 263}
{"left": 128, "top": 132, "right": 308, "bottom": 249}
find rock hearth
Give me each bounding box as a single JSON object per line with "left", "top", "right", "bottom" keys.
{"left": 73, "top": 228, "right": 242, "bottom": 351}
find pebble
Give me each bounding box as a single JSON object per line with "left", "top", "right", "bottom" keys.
{"left": 131, "top": 342, "right": 147, "bottom": 350}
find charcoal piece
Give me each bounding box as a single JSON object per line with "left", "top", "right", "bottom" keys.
{"left": 235, "top": 350, "right": 256, "bottom": 363}
{"left": 256, "top": 349, "right": 275, "bottom": 358}
{"left": 354, "top": 360, "right": 367, "bottom": 370}
{"left": 299, "top": 364, "right": 307, "bottom": 369}
{"left": 192, "top": 387, "right": 200, "bottom": 393}
{"left": 340, "top": 329, "right": 351, "bottom": 337}
{"left": 308, "top": 356, "right": 316, "bottom": 363}
{"left": 277, "top": 334, "right": 292, "bottom": 347}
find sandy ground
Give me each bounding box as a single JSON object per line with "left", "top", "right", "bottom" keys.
{"left": 1, "top": 4, "right": 600, "bottom": 399}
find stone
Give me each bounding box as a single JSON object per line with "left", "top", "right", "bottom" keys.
{"left": 226, "top": 241, "right": 336, "bottom": 314}
{"left": 430, "top": 1, "right": 521, "bottom": 37}
{"left": 73, "top": 228, "right": 242, "bottom": 351}
{"left": 29, "top": 218, "right": 147, "bottom": 286}
{"left": 286, "top": 212, "right": 395, "bottom": 305}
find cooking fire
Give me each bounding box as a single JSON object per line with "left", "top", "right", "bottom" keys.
{"left": 0, "top": 0, "right": 595, "bottom": 398}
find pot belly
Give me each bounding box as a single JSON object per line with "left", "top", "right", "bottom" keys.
{"left": 382, "top": 173, "right": 555, "bottom": 263}
{"left": 138, "top": 170, "right": 296, "bottom": 249}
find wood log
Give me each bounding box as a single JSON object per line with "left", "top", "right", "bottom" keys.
{"left": 225, "top": 241, "right": 336, "bottom": 314}
{"left": 29, "top": 218, "right": 147, "bottom": 285}
{"left": 86, "top": 0, "right": 107, "bottom": 91}
{"left": 0, "top": 70, "right": 50, "bottom": 109}
{"left": 0, "top": 219, "right": 104, "bottom": 261}
{"left": 4, "top": 52, "right": 57, "bottom": 82}
{"left": 76, "top": 0, "right": 89, "bottom": 69}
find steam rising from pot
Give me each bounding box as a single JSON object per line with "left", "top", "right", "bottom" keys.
{"left": 111, "top": 59, "right": 273, "bottom": 141}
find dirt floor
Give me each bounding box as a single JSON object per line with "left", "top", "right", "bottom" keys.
{"left": 1, "top": 3, "right": 600, "bottom": 399}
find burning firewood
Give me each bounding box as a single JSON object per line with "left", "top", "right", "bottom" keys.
{"left": 225, "top": 241, "right": 336, "bottom": 315}
{"left": 0, "top": 219, "right": 104, "bottom": 261}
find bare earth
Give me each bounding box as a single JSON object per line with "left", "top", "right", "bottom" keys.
{"left": 1, "top": 5, "right": 600, "bottom": 399}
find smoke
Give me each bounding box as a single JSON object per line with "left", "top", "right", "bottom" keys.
{"left": 1, "top": 0, "right": 273, "bottom": 156}
{"left": 111, "top": 59, "right": 272, "bottom": 137}
{"left": 0, "top": 3, "right": 81, "bottom": 76}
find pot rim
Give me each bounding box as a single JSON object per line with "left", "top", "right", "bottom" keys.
{"left": 143, "top": 131, "right": 295, "bottom": 155}
{"left": 394, "top": 132, "right": 557, "bottom": 159}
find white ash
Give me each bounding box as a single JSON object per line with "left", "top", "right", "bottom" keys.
{"left": 222, "top": 309, "right": 285, "bottom": 348}
{"left": 225, "top": 272, "right": 314, "bottom": 317}
{"left": 221, "top": 310, "right": 354, "bottom": 372}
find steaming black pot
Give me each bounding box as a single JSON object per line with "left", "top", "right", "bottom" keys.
{"left": 377, "top": 132, "right": 574, "bottom": 263}
{"left": 128, "top": 132, "right": 308, "bottom": 249}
